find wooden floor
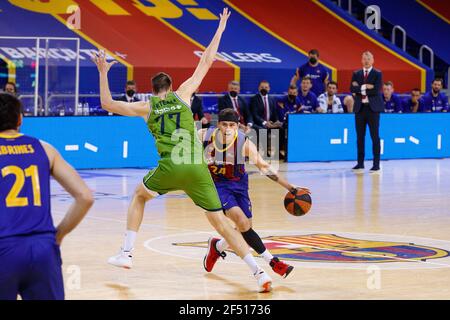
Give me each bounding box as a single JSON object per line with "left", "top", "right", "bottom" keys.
{"left": 52, "top": 159, "right": 450, "bottom": 300}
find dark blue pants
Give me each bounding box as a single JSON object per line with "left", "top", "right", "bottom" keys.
{"left": 0, "top": 234, "right": 64, "bottom": 300}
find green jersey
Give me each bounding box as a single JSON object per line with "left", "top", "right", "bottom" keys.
{"left": 147, "top": 92, "right": 202, "bottom": 159}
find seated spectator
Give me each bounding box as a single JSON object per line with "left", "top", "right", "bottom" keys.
{"left": 250, "top": 80, "right": 282, "bottom": 130}
{"left": 277, "top": 85, "right": 301, "bottom": 123}
{"left": 382, "top": 81, "right": 403, "bottom": 113}
{"left": 297, "top": 76, "right": 318, "bottom": 113}
{"left": 250, "top": 80, "right": 282, "bottom": 157}
{"left": 402, "top": 88, "right": 421, "bottom": 113}
{"left": 117, "top": 80, "right": 140, "bottom": 103}
{"left": 317, "top": 81, "right": 344, "bottom": 113}
{"left": 191, "top": 90, "right": 209, "bottom": 128}
{"left": 218, "top": 80, "right": 252, "bottom": 132}
{"left": 3, "top": 82, "right": 17, "bottom": 96}
{"left": 419, "top": 78, "right": 449, "bottom": 112}
{"left": 277, "top": 85, "right": 300, "bottom": 158}
{"left": 291, "top": 49, "right": 329, "bottom": 97}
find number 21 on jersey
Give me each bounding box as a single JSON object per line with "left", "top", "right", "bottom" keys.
{"left": 1, "top": 165, "right": 41, "bottom": 207}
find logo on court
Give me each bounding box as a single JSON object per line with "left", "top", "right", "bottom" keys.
{"left": 173, "top": 233, "right": 449, "bottom": 263}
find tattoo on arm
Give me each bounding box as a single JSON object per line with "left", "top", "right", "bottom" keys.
{"left": 265, "top": 168, "right": 279, "bottom": 182}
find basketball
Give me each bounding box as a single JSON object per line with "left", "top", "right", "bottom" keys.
{"left": 284, "top": 189, "right": 312, "bottom": 216}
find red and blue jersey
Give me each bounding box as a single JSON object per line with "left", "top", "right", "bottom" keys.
{"left": 203, "top": 128, "right": 247, "bottom": 183}
{"left": 277, "top": 95, "right": 301, "bottom": 121}
{"left": 0, "top": 134, "right": 55, "bottom": 239}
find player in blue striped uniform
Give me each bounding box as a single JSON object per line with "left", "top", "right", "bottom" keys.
{"left": 199, "top": 108, "right": 310, "bottom": 279}
{"left": 0, "top": 93, "right": 93, "bottom": 300}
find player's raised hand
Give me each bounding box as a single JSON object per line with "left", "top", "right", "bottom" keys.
{"left": 218, "top": 7, "right": 231, "bottom": 33}
{"left": 92, "top": 49, "right": 117, "bottom": 74}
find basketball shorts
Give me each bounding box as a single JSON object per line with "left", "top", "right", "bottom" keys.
{"left": 215, "top": 175, "right": 253, "bottom": 219}
{"left": 0, "top": 233, "right": 64, "bottom": 300}
{"left": 143, "top": 157, "right": 222, "bottom": 212}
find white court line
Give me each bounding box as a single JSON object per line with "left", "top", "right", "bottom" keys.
{"left": 123, "top": 141, "right": 128, "bottom": 159}
{"left": 65, "top": 145, "right": 79, "bottom": 151}
{"left": 53, "top": 212, "right": 450, "bottom": 269}
{"left": 330, "top": 139, "right": 342, "bottom": 145}
{"left": 409, "top": 136, "right": 420, "bottom": 145}
{"left": 52, "top": 210, "right": 201, "bottom": 233}
{"left": 84, "top": 142, "right": 98, "bottom": 152}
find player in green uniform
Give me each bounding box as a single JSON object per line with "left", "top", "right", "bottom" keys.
{"left": 92, "top": 8, "right": 273, "bottom": 292}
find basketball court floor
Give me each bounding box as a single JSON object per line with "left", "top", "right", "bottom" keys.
{"left": 52, "top": 159, "right": 450, "bottom": 300}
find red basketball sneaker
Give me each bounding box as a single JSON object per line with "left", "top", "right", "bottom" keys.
{"left": 270, "top": 257, "right": 294, "bottom": 278}
{"left": 203, "top": 237, "right": 226, "bottom": 272}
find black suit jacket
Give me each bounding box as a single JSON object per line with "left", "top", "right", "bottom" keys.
{"left": 350, "top": 68, "right": 383, "bottom": 113}
{"left": 218, "top": 94, "right": 253, "bottom": 125}
{"left": 117, "top": 94, "right": 141, "bottom": 103}
{"left": 190, "top": 95, "right": 204, "bottom": 120}
{"left": 250, "top": 94, "right": 278, "bottom": 127}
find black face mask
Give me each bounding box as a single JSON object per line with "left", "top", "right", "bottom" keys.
{"left": 309, "top": 57, "right": 318, "bottom": 64}
{"left": 126, "top": 89, "right": 135, "bottom": 97}
{"left": 260, "top": 89, "right": 268, "bottom": 96}
{"left": 288, "top": 94, "right": 296, "bottom": 101}
{"left": 229, "top": 91, "right": 238, "bottom": 98}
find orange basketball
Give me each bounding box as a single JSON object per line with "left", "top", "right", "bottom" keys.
{"left": 284, "top": 189, "right": 312, "bottom": 216}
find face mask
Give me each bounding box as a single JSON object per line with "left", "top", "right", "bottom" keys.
{"left": 260, "top": 89, "right": 268, "bottom": 96}
{"left": 126, "top": 89, "right": 135, "bottom": 97}
{"left": 229, "top": 91, "right": 238, "bottom": 98}
{"left": 309, "top": 57, "right": 318, "bottom": 64}
{"left": 288, "top": 94, "right": 296, "bottom": 101}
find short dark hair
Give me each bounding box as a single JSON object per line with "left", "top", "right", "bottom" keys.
{"left": 0, "top": 93, "right": 22, "bottom": 131}
{"left": 151, "top": 72, "right": 172, "bottom": 94}
{"left": 383, "top": 81, "right": 394, "bottom": 87}
{"left": 288, "top": 85, "right": 297, "bottom": 90}
{"left": 328, "top": 81, "right": 338, "bottom": 88}
{"left": 126, "top": 80, "right": 136, "bottom": 86}
{"left": 218, "top": 108, "right": 239, "bottom": 123}
{"left": 3, "top": 82, "right": 17, "bottom": 93}
{"left": 308, "top": 49, "right": 319, "bottom": 56}
{"left": 411, "top": 88, "right": 421, "bottom": 92}
{"left": 301, "top": 76, "right": 312, "bottom": 83}
{"left": 432, "top": 78, "right": 444, "bottom": 85}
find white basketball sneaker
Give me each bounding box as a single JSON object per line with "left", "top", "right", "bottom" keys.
{"left": 108, "top": 249, "right": 133, "bottom": 269}
{"left": 254, "top": 268, "right": 272, "bottom": 293}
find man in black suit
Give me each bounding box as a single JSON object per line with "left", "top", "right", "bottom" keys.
{"left": 191, "top": 90, "right": 209, "bottom": 128}
{"left": 350, "top": 51, "right": 383, "bottom": 173}
{"left": 117, "top": 80, "right": 141, "bottom": 103}
{"left": 218, "top": 81, "right": 252, "bottom": 132}
{"left": 250, "top": 80, "right": 281, "bottom": 130}
{"left": 250, "top": 80, "right": 282, "bottom": 157}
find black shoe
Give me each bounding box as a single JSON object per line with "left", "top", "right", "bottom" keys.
{"left": 369, "top": 166, "right": 380, "bottom": 174}
{"left": 352, "top": 164, "right": 364, "bottom": 171}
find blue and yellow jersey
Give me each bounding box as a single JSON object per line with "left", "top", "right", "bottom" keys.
{"left": 203, "top": 128, "right": 247, "bottom": 182}
{"left": 0, "top": 133, "right": 55, "bottom": 239}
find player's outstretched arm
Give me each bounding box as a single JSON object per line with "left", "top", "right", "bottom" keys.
{"left": 176, "top": 8, "right": 231, "bottom": 103}
{"left": 41, "top": 142, "right": 94, "bottom": 245}
{"left": 244, "top": 139, "right": 310, "bottom": 194}
{"left": 92, "top": 50, "right": 150, "bottom": 119}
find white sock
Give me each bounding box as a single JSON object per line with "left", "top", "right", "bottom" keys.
{"left": 123, "top": 230, "right": 137, "bottom": 252}
{"left": 243, "top": 253, "right": 260, "bottom": 275}
{"left": 260, "top": 250, "right": 274, "bottom": 264}
{"left": 216, "top": 239, "right": 228, "bottom": 252}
